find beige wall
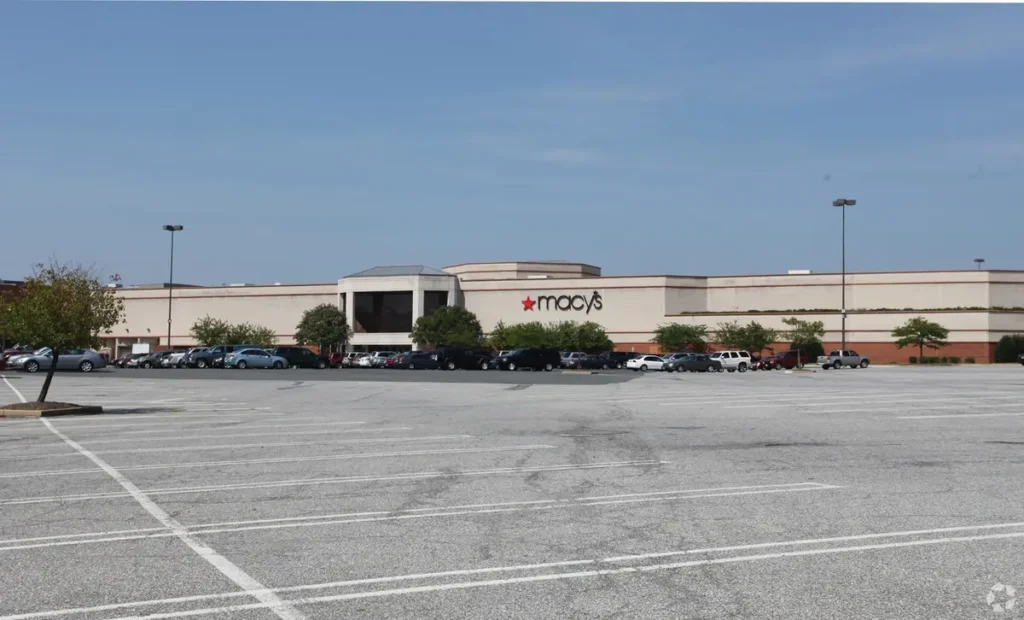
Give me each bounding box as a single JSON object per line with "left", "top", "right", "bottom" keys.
{"left": 445, "top": 261, "right": 601, "bottom": 281}
{"left": 706, "top": 272, "right": 998, "bottom": 312}
{"left": 116, "top": 284, "right": 336, "bottom": 346}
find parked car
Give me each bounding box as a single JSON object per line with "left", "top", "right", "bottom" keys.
{"left": 137, "top": 351, "right": 175, "bottom": 369}
{"left": 6, "top": 347, "right": 107, "bottom": 373}
{"left": 662, "top": 353, "right": 701, "bottom": 372}
{"left": 268, "top": 346, "right": 329, "bottom": 369}
{"left": 820, "top": 350, "right": 870, "bottom": 369}
{"left": 709, "top": 350, "right": 753, "bottom": 372}
{"left": 1019, "top": 352, "right": 1024, "bottom": 366}
{"left": 764, "top": 350, "right": 810, "bottom": 370}
{"left": 328, "top": 352, "right": 345, "bottom": 368}
{"left": 162, "top": 351, "right": 189, "bottom": 368}
{"left": 339, "top": 352, "right": 362, "bottom": 367}
{"left": 180, "top": 347, "right": 208, "bottom": 367}
{"left": 394, "top": 351, "right": 440, "bottom": 370}
{"left": 433, "top": 346, "right": 493, "bottom": 371}
{"left": 494, "top": 348, "right": 561, "bottom": 371}
{"left": 189, "top": 344, "right": 261, "bottom": 368}
{"left": 678, "top": 354, "right": 723, "bottom": 373}
{"left": 359, "top": 351, "right": 397, "bottom": 368}
{"left": 598, "top": 351, "right": 633, "bottom": 369}
{"left": 566, "top": 354, "right": 610, "bottom": 370}
{"left": 560, "top": 352, "right": 587, "bottom": 368}
{"left": 626, "top": 354, "right": 666, "bottom": 372}
{"left": 224, "top": 348, "right": 288, "bottom": 369}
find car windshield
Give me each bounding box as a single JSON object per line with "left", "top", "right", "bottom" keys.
{"left": 32, "top": 348, "right": 51, "bottom": 356}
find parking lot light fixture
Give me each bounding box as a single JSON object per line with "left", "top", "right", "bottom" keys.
{"left": 974, "top": 258, "right": 985, "bottom": 270}
{"left": 162, "top": 225, "right": 184, "bottom": 350}
{"left": 832, "top": 199, "right": 856, "bottom": 349}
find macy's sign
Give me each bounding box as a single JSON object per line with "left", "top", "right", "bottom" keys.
{"left": 522, "top": 291, "right": 603, "bottom": 314}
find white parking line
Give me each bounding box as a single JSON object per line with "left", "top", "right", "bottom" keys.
{"left": 0, "top": 444, "right": 558, "bottom": 479}
{"left": 897, "top": 412, "right": 1024, "bottom": 420}
{"left": 1, "top": 374, "right": 28, "bottom": 403}
{"left": 6, "top": 520, "right": 1024, "bottom": 620}
{"left": 0, "top": 460, "right": 668, "bottom": 506}
{"left": 724, "top": 396, "right": 1017, "bottom": 410}
{"left": 70, "top": 426, "right": 413, "bottom": 445}
{"left": 37, "top": 419, "right": 308, "bottom": 620}
{"left": 0, "top": 483, "right": 835, "bottom": 551}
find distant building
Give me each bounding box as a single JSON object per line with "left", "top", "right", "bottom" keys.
{"left": 108, "top": 261, "right": 1024, "bottom": 362}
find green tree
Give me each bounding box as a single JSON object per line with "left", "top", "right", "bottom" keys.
{"left": 546, "top": 321, "right": 580, "bottom": 351}
{"left": 714, "top": 321, "right": 743, "bottom": 350}
{"left": 228, "top": 322, "right": 277, "bottom": 347}
{"left": 652, "top": 323, "right": 709, "bottom": 353}
{"left": 189, "top": 316, "right": 231, "bottom": 347}
{"left": 892, "top": 316, "right": 950, "bottom": 360}
{"left": 502, "top": 321, "right": 551, "bottom": 349}
{"left": 573, "top": 321, "right": 614, "bottom": 353}
{"left": 6, "top": 262, "right": 125, "bottom": 402}
{"left": 294, "top": 304, "right": 351, "bottom": 353}
{"left": 737, "top": 321, "right": 778, "bottom": 355}
{"left": 781, "top": 316, "right": 826, "bottom": 360}
{"left": 486, "top": 320, "right": 511, "bottom": 351}
{"left": 994, "top": 334, "right": 1024, "bottom": 363}
{"left": 410, "top": 306, "right": 484, "bottom": 348}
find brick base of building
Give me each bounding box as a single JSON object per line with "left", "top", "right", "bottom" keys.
{"left": 616, "top": 341, "right": 996, "bottom": 364}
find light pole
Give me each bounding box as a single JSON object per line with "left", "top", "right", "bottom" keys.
{"left": 162, "top": 225, "right": 183, "bottom": 350}
{"left": 832, "top": 199, "right": 856, "bottom": 349}
{"left": 974, "top": 258, "right": 985, "bottom": 270}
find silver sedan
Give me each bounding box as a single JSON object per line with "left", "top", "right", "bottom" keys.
{"left": 5, "top": 348, "right": 108, "bottom": 373}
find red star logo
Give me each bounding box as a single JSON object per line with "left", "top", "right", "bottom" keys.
{"left": 522, "top": 296, "right": 535, "bottom": 311}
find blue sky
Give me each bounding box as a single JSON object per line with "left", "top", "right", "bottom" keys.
{"left": 2, "top": 3, "right": 1023, "bottom": 285}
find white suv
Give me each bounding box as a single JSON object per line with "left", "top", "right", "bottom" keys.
{"left": 709, "top": 350, "right": 752, "bottom": 372}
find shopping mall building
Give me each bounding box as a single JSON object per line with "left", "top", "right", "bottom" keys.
{"left": 106, "top": 261, "right": 1024, "bottom": 363}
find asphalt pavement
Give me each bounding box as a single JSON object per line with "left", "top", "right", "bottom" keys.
{"left": 2, "top": 366, "right": 1024, "bottom": 619}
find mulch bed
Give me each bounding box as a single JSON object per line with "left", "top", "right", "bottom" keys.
{"left": 2, "top": 401, "right": 86, "bottom": 410}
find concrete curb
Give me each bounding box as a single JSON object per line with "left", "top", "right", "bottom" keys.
{"left": 0, "top": 405, "right": 104, "bottom": 418}
{"left": 561, "top": 370, "right": 598, "bottom": 375}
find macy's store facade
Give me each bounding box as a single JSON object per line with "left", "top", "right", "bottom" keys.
{"left": 108, "top": 261, "right": 1024, "bottom": 362}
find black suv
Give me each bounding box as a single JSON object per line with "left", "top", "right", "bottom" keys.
{"left": 433, "top": 346, "right": 493, "bottom": 370}
{"left": 190, "top": 344, "right": 261, "bottom": 368}
{"left": 598, "top": 351, "right": 633, "bottom": 369}
{"left": 495, "top": 348, "right": 561, "bottom": 371}
{"left": 268, "top": 346, "right": 329, "bottom": 369}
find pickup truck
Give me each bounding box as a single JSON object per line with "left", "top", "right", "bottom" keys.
{"left": 818, "top": 349, "right": 870, "bottom": 369}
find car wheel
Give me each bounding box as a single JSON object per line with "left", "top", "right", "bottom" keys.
{"left": 196, "top": 359, "right": 207, "bottom": 369}
{"left": 738, "top": 363, "right": 747, "bottom": 373}
{"left": 860, "top": 359, "right": 869, "bottom": 368}
{"left": 833, "top": 361, "right": 842, "bottom": 370}
{"left": 716, "top": 367, "right": 725, "bottom": 373}
{"left": 79, "top": 360, "right": 94, "bottom": 373}
{"left": 142, "top": 362, "right": 152, "bottom": 369}
{"left": 727, "top": 368, "right": 735, "bottom": 373}
{"left": 640, "top": 364, "right": 647, "bottom": 372}
{"left": 616, "top": 362, "right": 623, "bottom": 369}
{"left": 317, "top": 360, "right": 327, "bottom": 369}
{"left": 797, "top": 362, "right": 805, "bottom": 369}
{"left": 480, "top": 361, "right": 489, "bottom": 370}
{"left": 273, "top": 361, "right": 283, "bottom": 369}
{"left": 408, "top": 363, "right": 415, "bottom": 370}
{"left": 447, "top": 361, "right": 456, "bottom": 371}
{"left": 508, "top": 362, "right": 517, "bottom": 371}
{"left": 25, "top": 360, "right": 40, "bottom": 373}
{"left": 237, "top": 361, "right": 247, "bottom": 369}
{"left": 544, "top": 363, "right": 553, "bottom": 371}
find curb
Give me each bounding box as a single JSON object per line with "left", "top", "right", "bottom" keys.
{"left": 0, "top": 406, "right": 104, "bottom": 418}
{"left": 561, "top": 370, "right": 597, "bottom": 375}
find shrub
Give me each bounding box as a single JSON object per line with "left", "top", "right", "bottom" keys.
{"left": 940, "top": 356, "right": 949, "bottom": 364}
{"left": 994, "top": 334, "right": 1024, "bottom": 363}
{"left": 949, "top": 356, "right": 961, "bottom": 364}
{"left": 909, "top": 356, "right": 918, "bottom": 364}
{"left": 965, "top": 356, "right": 976, "bottom": 363}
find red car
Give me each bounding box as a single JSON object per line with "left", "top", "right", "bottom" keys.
{"left": 384, "top": 355, "right": 399, "bottom": 368}
{"left": 329, "top": 352, "right": 346, "bottom": 368}
{"left": 764, "top": 350, "right": 810, "bottom": 370}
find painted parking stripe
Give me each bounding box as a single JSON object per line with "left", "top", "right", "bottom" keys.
{"left": 5, "top": 520, "right": 1024, "bottom": 620}
{"left": 0, "top": 460, "right": 667, "bottom": 506}
{"left": 0, "top": 444, "right": 558, "bottom": 479}
{"left": 0, "top": 483, "right": 834, "bottom": 551}
{"left": 897, "top": 412, "right": 1024, "bottom": 419}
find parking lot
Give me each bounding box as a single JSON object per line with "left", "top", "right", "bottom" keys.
{"left": 2, "top": 366, "right": 1024, "bottom": 619}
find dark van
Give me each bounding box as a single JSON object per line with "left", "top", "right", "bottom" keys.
{"left": 494, "top": 348, "right": 561, "bottom": 371}
{"left": 433, "top": 346, "right": 492, "bottom": 370}
{"left": 268, "top": 346, "right": 329, "bottom": 369}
